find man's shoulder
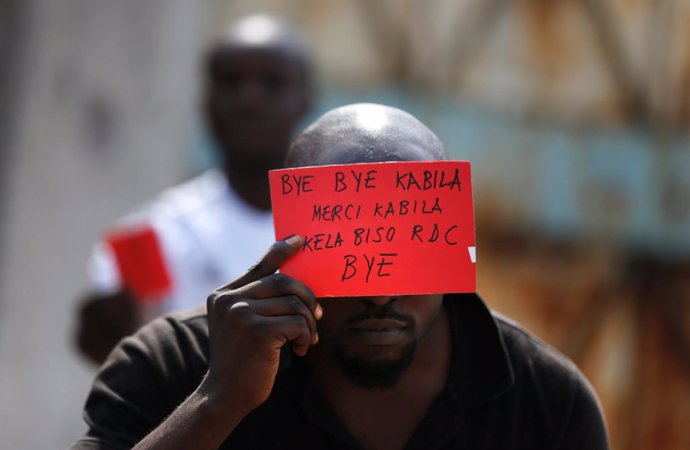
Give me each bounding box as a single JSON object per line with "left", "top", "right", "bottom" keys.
{"left": 96, "top": 304, "right": 210, "bottom": 402}
{"left": 109, "top": 303, "right": 210, "bottom": 374}
{"left": 160, "top": 169, "right": 228, "bottom": 209}
{"left": 75, "top": 304, "right": 211, "bottom": 450}
{"left": 486, "top": 310, "right": 609, "bottom": 449}
{"left": 135, "top": 303, "right": 209, "bottom": 346}
{"left": 490, "top": 310, "right": 605, "bottom": 424}
{"left": 143, "top": 169, "right": 229, "bottom": 221}
{"left": 492, "top": 311, "right": 580, "bottom": 380}
{"left": 98, "top": 170, "right": 226, "bottom": 237}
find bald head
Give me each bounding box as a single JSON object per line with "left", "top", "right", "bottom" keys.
{"left": 286, "top": 104, "right": 448, "bottom": 167}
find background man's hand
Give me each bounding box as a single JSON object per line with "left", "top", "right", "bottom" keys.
{"left": 74, "top": 289, "right": 143, "bottom": 365}
{"left": 199, "top": 235, "right": 322, "bottom": 414}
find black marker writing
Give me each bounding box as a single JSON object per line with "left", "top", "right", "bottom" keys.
{"left": 281, "top": 174, "right": 314, "bottom": 196}
{"left": 303, "top": 232, "right": 344, "bottom": 251}
{"left": 410, "top": 224, "right": 458, "bottom": 245}
{"left": 340, "top": 252, "right": 399, "bottom": 282}
{"left": 373, "top": 198, "right": 442, "bottom": 218}
{"left": 335, "top": 169, "right": 378, "bottom": 193}
{"left": 312, "top": 204, "right": 362, "bottom": 222}
{"left": 353, "top": 226, "right": 396, "bottom": 246}
{"left": 396, "top": 169, "right": 461, "bottom": 191}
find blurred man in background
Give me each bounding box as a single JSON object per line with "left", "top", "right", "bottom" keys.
{"left": 75, "top": 14, "right": 314, "bottom": 365}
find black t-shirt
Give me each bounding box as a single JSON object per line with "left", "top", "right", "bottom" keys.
{"left": 72, "top": 293, "right": 609, "bottom": 449}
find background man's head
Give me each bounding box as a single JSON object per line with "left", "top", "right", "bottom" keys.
{"left": 204, "top": 15, "right": 314, "bottom": 175}
{"left": 288, "top": 103, "right": 449, "bottom": 389}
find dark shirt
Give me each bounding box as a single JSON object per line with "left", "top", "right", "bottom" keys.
{"left": 72, "top": 293, "right": 609, "bottom": 449}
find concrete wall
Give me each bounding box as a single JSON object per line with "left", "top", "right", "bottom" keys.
{"left": 0, "top": 1, "right": 208, "bottom": 447}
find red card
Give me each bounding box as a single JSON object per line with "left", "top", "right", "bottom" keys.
{"left": 269, "top": 161, "right": 476, "bottom": 297}
{"left": 105, "top": 225, "right": 172, "bottom": 303}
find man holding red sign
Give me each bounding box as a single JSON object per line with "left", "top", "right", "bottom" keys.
{"left": 73, "top": 104, "right": 608, "bottom": 450}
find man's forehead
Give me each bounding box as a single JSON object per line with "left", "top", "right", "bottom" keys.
{"left": 206, "top": 44, "right": 307, "bottom": 85}
{"left": 210, "top": 41, "right": 301, "bottom": 65}
{"left": 310, "top": 142, "right": 440, "bottom": 166}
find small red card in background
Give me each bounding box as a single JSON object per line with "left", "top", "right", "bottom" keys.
{"left": 105, "top": 225, "right": 172, "bottom": 303}
{"left": 269, "top": 161, "right": 476, "bottom": 297}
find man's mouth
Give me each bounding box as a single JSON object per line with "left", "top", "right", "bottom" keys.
{"left": 345, "top": 318, "right": 410, "bottom": 345}
{"left": 349, "top": 318, "right": 408, "bottom": 332}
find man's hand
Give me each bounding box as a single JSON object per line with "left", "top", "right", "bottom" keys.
{"left": 199, "top": 235, "right": 322, "bottom": 415}
{"left": 130, "top": 236, "right": 318, "bottom": 450}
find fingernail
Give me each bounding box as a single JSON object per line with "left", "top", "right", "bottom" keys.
{"left": 285, "top": 234, "right": 301, "bottom": 245}
{"left": 315, "top": 303, "right": 323, "bottom": 320}
{"left": 312, "top": 332, "right": 319, "bottom": 345}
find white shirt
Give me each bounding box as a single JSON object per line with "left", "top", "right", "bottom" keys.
{"left": 87, "top": 169, "right": 275, "bottom": 312}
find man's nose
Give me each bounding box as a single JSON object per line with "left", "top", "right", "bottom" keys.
{"left": 365, "top": 296, "right": 397, "bottom": 306}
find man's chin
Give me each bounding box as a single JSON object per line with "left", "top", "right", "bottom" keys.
{"left": 333, "top": 340, "right": 417, "bottom": 389}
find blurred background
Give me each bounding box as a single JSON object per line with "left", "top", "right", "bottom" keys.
{"left": 0, "top": 0, "right": 688, "bottom": 449}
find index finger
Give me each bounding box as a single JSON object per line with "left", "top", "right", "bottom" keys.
{"left": 226, "top": 235, "right": 303, "bottom": 290}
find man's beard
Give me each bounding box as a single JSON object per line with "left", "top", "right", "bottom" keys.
{"left": 331, "top": 303, "right": 418, "bottom": 389}
{"left": 333, "top": 339, "right": 417, "bottom": 389}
